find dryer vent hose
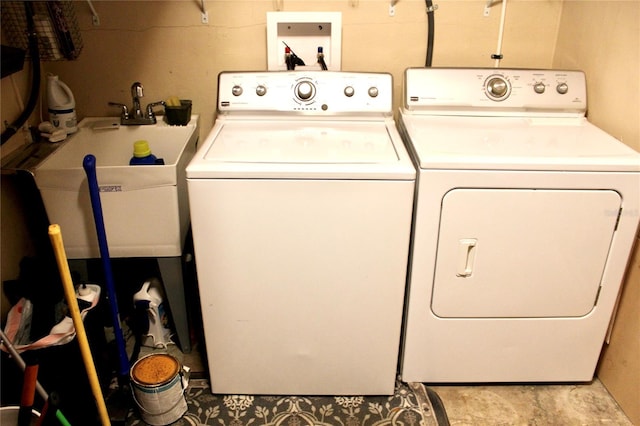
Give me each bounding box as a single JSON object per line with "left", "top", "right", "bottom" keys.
{"left": 1, "top": 2, "right": 41, "bottom": 146}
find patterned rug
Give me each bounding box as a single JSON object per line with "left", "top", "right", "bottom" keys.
{"left": 126, "top": 378, "right": 449, "bottom": 426}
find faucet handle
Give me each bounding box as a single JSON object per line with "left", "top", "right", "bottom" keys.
{"left": 108, "top": 102, "right": 129, "bottom": 120}
{"left": 146, "top": 101, "right": 166, "bottom": 123}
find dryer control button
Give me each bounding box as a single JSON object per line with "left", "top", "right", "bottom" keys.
{"left": 556, "top": 82, "right": 569, "bottom": 94}
{"left": 368, "top": 87, "right": 379, "bottom": 98}
{"left": 232, "top": 85, "right": 243, "bottom": 96}
{"left": 344, "top": 86, "right": 355, "bottom": 97}
{"left": 256, "top": 85, "right": 267, "bottom": 96}
{"left": 534, "top": 82, "right": 546, "bottom": 94}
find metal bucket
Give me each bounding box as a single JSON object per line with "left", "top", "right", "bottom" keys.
{"left": 130, "top": 353, "right": 189, "bottom": 425}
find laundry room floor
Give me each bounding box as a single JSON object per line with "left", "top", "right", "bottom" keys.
{"left": 430, "top": 381, "right": 633, "bottom": 425}
{"left": 136, "top": 337, "right": 633, "bottom": 425}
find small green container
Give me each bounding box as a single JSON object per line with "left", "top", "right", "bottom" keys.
{"left": 164, "top": 100, "right": 192, "bottom": 126}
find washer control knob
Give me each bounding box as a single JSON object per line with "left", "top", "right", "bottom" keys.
{"left": 232, "top": 85, "right": 243, "bottom": 96}
{"left": 486, "top": 77, "right": 509, "bottom": 99}
{"left": 344, "top": 86, "right": 355, "bottom": 97}
{"left": 368, "top": 86, "right": 379, "bottom": 98}
{"left": 296, "top": 81, "right": 315, "bottom": 100}
{"left": 533, "top": 82, "right": 546, "bottom": 94}
{"left": 556, "top": 82, "right": 569, "bottom": 94}
{"left": 256, "top": 85, "right": 267, "bottom": 96}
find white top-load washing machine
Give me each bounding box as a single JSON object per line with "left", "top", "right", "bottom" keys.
{"left": 187, "top": 71, "right": 415, "bottom": 395}
{"left": 398, "top": 68, "right": 640, "bottom": 383}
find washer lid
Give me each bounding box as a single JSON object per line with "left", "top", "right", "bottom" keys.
{"left": 187, "top": 119, "right": 415, "bottom": 179}
{"left": 400, "top": 114, "right": 640, "bottom": 172}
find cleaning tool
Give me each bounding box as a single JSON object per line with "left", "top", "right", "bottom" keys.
{"left": 35, "top": 391, "right": 63, "bottom": 426}
{"left": 48, "top": 224, "right": 110, "bottom": 425}
{"left": 0, "top": 329, "right": 72, "bottom": 426}
{"left": 165, "top": 96, "right": 181, "bottom": 107}
{"left": 82, "top": 154, "right": 129, "bottom": 379}
{"left": 132, "top": 279, "right": 174, "bottom": 349}
{"left": 18, "top": 358, "right": 38, "bottom": 426}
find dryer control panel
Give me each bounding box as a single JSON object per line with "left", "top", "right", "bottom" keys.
{"left": 403, "top": 68, "right": 587, "bottom": 116}
{"left": 218, "top": 71, "right": 393, "bottom": 115}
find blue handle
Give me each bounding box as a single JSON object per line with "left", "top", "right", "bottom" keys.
{"left": 83, "top": 154, "right": 130, "bottom": 377}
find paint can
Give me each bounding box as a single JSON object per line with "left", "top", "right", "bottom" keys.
{"left": 130, "top": 353, "right": 189, "bottom": 425}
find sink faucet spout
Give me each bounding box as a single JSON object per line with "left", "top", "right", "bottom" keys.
{"left": 131, "top": 82, "right": 144, "bottom": 119}
{"left": 109, "top": 82, "right": 161, "bottom": 125}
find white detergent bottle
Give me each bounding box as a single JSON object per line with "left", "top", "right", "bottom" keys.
{"left": 133, "top": 279, "right": 173, "bottom": 349}
{"left": 47, "top": 74, "right": 78, "bottom": 134}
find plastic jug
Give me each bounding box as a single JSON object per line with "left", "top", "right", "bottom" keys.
{"left": 133, "top": 279, "right": 173, "bottom": 348}
{"left": 47, "top": 74, "right": 78, "bottom": 134}
{"left": 130, "top": 140, "right": 164, "bottom": 165}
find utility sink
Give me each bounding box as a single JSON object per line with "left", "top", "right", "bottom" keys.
{"left": 34, "top": 116, "right": 200, "bottom": 259}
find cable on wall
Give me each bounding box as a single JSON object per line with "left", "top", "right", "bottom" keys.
{"left": 492, "top": 0, "right": 508, "bottom": 67}
{"left": 425, "top": 0, "right": 436, "bottom": 67}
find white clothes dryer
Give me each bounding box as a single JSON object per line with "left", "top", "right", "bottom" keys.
{"left": 187, "top": 71, "right": 415, "bottom": 395}
{"left": 398, "top": 68, "right": 640, "bottom": 383}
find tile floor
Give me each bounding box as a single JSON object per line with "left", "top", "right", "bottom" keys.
{"left": 431, "top": 381, "right": 633, "bottom": 425}
{"left": 139, "top": 340, "right": 633, "bottom": 426}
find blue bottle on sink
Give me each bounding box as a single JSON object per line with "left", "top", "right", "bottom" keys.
{"left": 130, "top": 140, "right": 164, "bottom": 165}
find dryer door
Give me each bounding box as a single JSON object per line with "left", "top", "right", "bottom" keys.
{"left": 431, "top": 189, "right": 621, "bottom": 318}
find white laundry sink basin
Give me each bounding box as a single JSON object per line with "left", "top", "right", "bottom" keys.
{"left": 34, "top": 116, "right": 199, "bottom": 258}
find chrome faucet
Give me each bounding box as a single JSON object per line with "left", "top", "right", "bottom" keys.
{"left": 131, "top": 82, "right": 144, "bottom": 119}
{"left": 108, "top": 82, "right": 165, "bottom": 125}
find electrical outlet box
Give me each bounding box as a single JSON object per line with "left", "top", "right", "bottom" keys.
{"left": 267, "top": 12, "right": 342, "bottom": 71}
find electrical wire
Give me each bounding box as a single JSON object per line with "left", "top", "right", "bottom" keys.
{"left": 425, "top": 0, "right": 435, "bottom": 67}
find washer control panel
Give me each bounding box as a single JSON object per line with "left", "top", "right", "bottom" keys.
{"left": 404, "top": 68, "right": 587, "bottom": 115}
{"left": 218, "top": 71, "right": 392, "bottom": 114}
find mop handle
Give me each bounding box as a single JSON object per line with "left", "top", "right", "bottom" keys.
{"left": 82, "top": 155, "right": 129, "bottom": 377}
{"left": 48, "top": 224, "right": 110, "bottom": 425}
{"left": 19, "top": 362, "right": 38, "bottom": 426}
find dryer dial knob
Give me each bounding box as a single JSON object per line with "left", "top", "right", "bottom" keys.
{"left": 344, "top": 86, "right": 355, "bottom": 97}
{"left": 534, "top": 82, "right": 546, "bottom": 94}
{"left": 556, "top": 82, "right": 569, "bottom": 94}
{"left": 486, "top": 77, "right": 510, "bottom": 100}
{"left": 232, "top": 85, "right": 243, "bottom": 96}
{"left": 256, "top": 85, "right": 267, "bottom": 96}
{"left": 296, "top": 81, "right": 315, "bottom": 100}
{"left": 368, "top": 87, "right": 379, "bottom": 98}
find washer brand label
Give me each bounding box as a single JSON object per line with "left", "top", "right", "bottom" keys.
{"left": 99, "top": 185, "right": 122, "bottom": 192}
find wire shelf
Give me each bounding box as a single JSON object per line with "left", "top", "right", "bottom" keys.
{"left": 1, "top": 1, "right": 83, "bottom": 61}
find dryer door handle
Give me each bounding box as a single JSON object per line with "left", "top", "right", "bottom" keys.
{"left": 456, "top": 238, "right": 477, "bottom": 277}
